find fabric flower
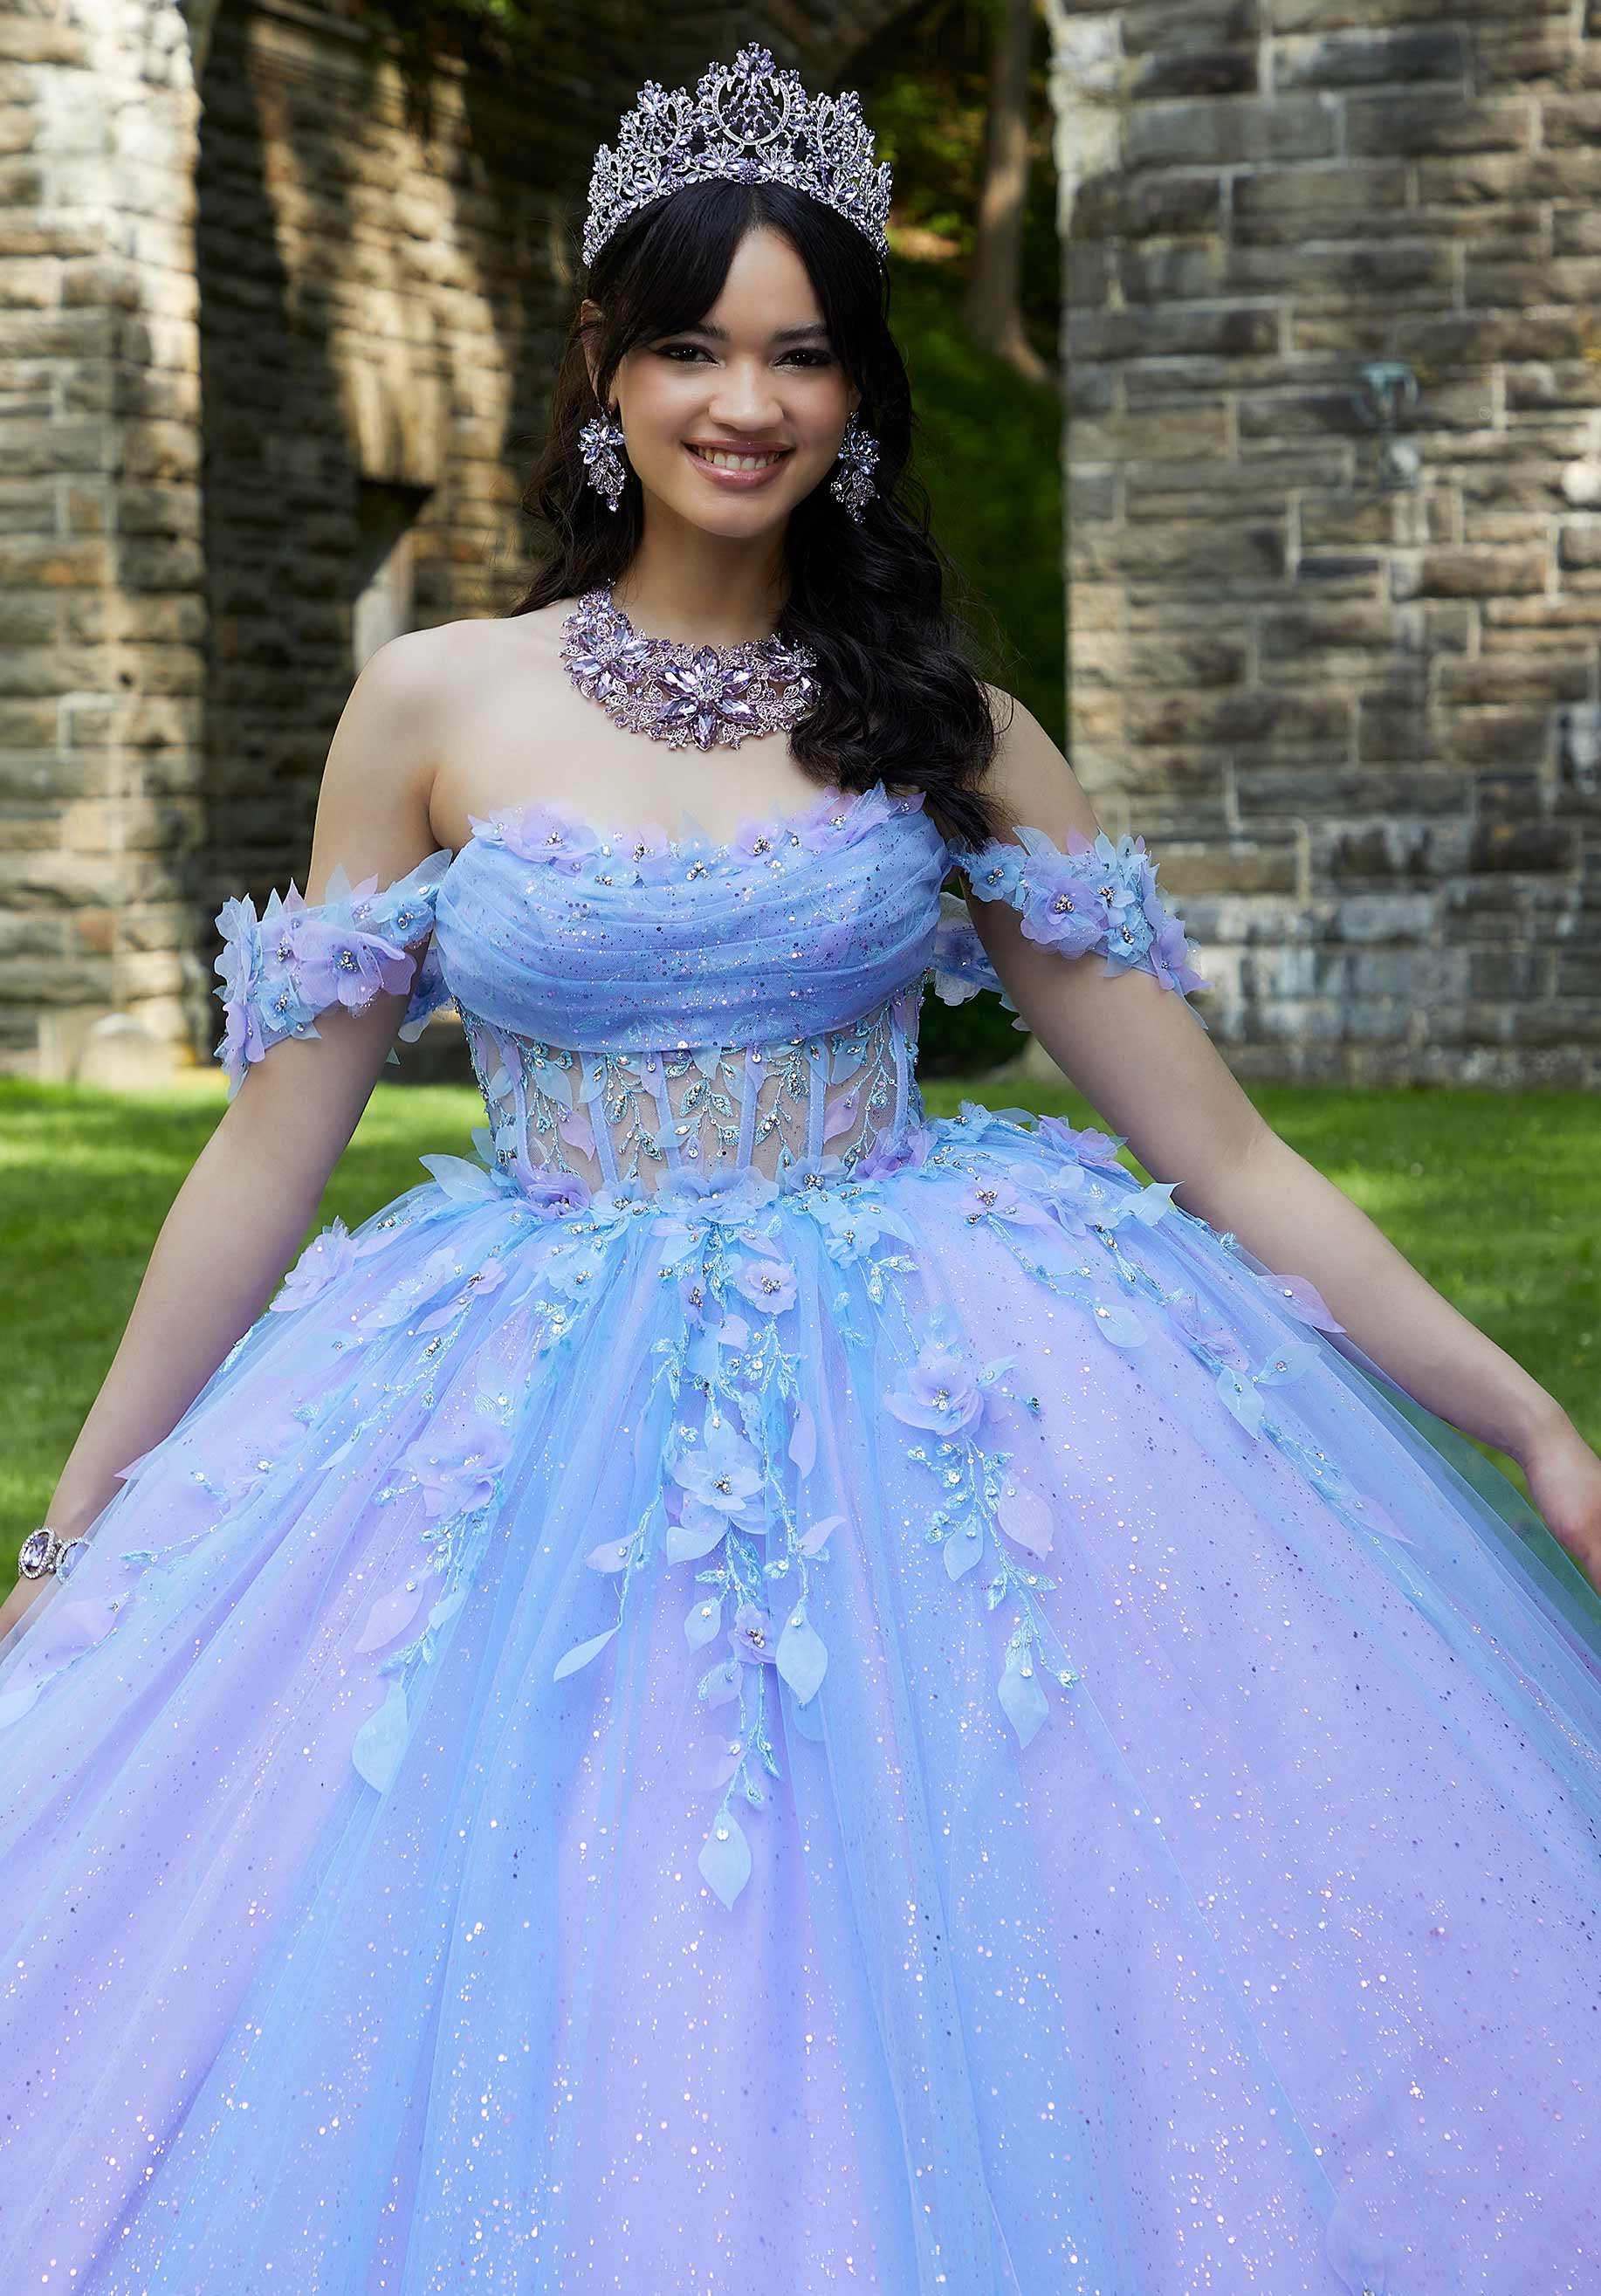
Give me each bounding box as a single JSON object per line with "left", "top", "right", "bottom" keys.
{"left": 287, "top": 911, "right": 416, "bottom": 1013}
{"left": 729, "top": 1601, "right": 779, "bottom": 1664}
{"left": 728, "top": 1246, "right": 797, "bottom": 1315}
{"left": 670, "top": 1416, "right": 766, "bottom": 1539}
{"left": 475, "top": 803, "right": 601, "bottom": 872}
{"left": 1035, "top": 1115, "right": 1124, "bottom": 1167}
{"left": 271, "top": 1217, "right": 359, "bottom": 1310}
{"left": 802, "top": 1191, "right": 915, "bottom": 1264}
{"left": 883, "top": 1339, "right": 986, "bottom": 1434}
{"left": 403, "top": 1425, "right": 508, "bottom": 1521}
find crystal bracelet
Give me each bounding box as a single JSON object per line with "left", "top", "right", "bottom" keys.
{"left": 17, "top": 1526, "right": 89, "bottom": 1582}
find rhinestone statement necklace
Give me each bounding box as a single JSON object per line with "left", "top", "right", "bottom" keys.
{"left": 559, "top": 585, "right": 821, "bottom": 752}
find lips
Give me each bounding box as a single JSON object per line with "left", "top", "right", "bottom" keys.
{"left": 685, "top": 443, "right": 793, "bottom": 471}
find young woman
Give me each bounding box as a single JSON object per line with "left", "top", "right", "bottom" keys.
{"left": 3, "top": 44, "right": 1598, "bottom": 2295}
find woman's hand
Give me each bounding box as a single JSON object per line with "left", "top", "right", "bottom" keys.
{"left": 0, "top": 1571, "right": 53, "bottom": 1641}
{"left": 1520, "top": 1416, "right": 1601, "bottom": 1596}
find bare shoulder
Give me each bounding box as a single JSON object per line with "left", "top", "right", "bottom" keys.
{"left": 359, "top": 608, "right": 565, "bottom": 707}
{"left": 970, "top": 682, "right": 1099, "bottom": 843}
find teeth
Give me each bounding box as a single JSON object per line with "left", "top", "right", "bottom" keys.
{"left": 691, "top": 446, "right": 786, "bottom": 471}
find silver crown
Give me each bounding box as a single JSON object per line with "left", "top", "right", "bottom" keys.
{"left": 583, "top": 43, "right": 893, "bottom": 271}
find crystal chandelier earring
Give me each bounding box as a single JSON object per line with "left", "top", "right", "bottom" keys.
{"left": 580, "top": 401, "right": 629, "bottom": 512}
{"left": 829, "top": 409, "right": 880, "bottom": 524}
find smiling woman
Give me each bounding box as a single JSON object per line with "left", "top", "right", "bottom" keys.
{"left": 510, "top": 162, "right": 1011, "bottom": 849}
{"left": 2, "top": 37, "right": 1600, "bottom": 2296}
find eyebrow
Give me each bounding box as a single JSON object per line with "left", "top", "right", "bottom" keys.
{"left": 672, "top": 320, "right": 831, "bottom": 345}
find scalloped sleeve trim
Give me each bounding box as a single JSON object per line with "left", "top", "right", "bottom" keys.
{"left": 212, "top": 847, "right": 454, "bottom": 1100}
{"left": 935, "top": 822, "right": 1210, "bottom": 1018}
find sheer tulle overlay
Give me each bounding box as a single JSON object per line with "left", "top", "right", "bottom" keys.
{"left": 2, "top": 781, "right": 1598, "bottom": 2295}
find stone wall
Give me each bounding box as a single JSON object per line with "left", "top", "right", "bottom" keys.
{"left": 0, "top": 0, "right": 910, "bottom": 1083}
{"left": 1050, "top": 0, "right": 1601, "bottom": 1084}
{"left": 0, "top": 0, "right": 207, "bottom": 1086}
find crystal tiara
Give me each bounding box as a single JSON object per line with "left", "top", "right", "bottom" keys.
{"left": 582, "top": 43, "right": 894, "bottom": 271}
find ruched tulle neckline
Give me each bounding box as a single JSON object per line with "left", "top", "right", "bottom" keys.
{"left": 451, "top": 773, "right": 933, "bottom": 885}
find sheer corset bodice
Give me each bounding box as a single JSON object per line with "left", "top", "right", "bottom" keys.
{"left": 210, "top": 775, "right": 1209, "bottom": 1206}
{"left": 457, "top": 977, "right": 928, "bottom": 1198}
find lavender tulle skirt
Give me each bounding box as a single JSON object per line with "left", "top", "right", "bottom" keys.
{"left": 2, "top": 1103, "right": 1598, "bottom": 2294}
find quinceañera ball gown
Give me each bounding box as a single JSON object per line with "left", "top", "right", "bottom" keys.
{"left": 2, "top": 778, "right": 1600, "bottom": 2296}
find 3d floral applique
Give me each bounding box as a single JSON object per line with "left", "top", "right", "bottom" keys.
{"left": 931, "top": 1117, "right": 1420, "bottom": 1567}
{"left": 883, "top": 1315, "right": 1081, "bottom": 1749}
{"left": 542, "top": 1202, "right": 845, "bottom": 1913}
{"left": 212, "top": 848, "right": 452, "bottom": 1100}
{"left": 934, "top": 821, "right": 1211, "bottom": 1016}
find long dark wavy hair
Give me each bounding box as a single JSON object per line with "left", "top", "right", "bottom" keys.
{"left": 508, "top": 176, "right": 1012, "bottom": 849}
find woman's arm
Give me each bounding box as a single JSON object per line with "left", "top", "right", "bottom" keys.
{"left": 3, "top": 635, "right": 448, "bottom": 1625}
{"left": 959, "top": 690, "right": 1601, "bottom": 1585}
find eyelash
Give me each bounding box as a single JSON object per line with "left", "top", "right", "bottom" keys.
{"left": 656, "top": 344, "right": 835, "bottom": 368}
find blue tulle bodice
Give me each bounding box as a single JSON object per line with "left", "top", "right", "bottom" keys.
{"left": 212, "top": 778, "right": 1208, "bottom": 1201}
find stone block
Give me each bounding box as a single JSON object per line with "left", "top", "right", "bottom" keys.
{"left": 1122, "top": 629, "right": 1250, "bottom": 687}
{"left": 1074, "top": 516, "right": 1288, "bottom": 588}
{"left": 1435, "top": 705, "right": 1556, "bottom": 765}
{"left": 0, "top": 415, "right": 106, "bottom": 477}
{"left": 1259, "top": 600, "right": 1406, "bottom": 656}
{"left": 1234, "top": 763, "right": 1471, "bottom": 817}
{"left": 0, "top": 17, "right": 91, "bottom": 65}
{"left": 1344, "top": 95, "right": 1531, "bottom": 157}
{"left": 1068, "top": 469, "right": 1116, "bottom": 523}
{"left": 1356, "top": 689, "right": 1431, "bottom": 764}
{"left": 1418, "top": 151, "right": 1601, "bottom": 204}
{"left": 1070, "top": 404, "right": 1232, "bottom": 464}
{"left": 1230, "top": 161, "right": 1408, "bottom": 244}
{"left": 1487, "top": 595, "right": 1601, "bottom": 629}
{"left": 0, "top": 527, "right": 110, "bottom": 583}
{"left": 1400, "top": 310, "right": 1596, "bottom": 366}
{"left": 1439, "top": 654, "right": 1591, "bottom": 705}
{"left": 1481, "top": 25, "right": 1601, "bottom": 88}
{"left": 1553, "top": 208, "right": 1601, "bottom": 258}
{"left": 1124, "top": 0, "right": 1257, "bottom": 46}
{"left": 1158, "top": 839, "right": 1301, "bottom": 895}
{"left": 1237, "top": 388, "right": 1368, "bottom": 439}
{"left": 1467, "top": 818, "right": 1582, "bottom": 873}
{"left": 1073, "top": 171, "right": 1225, "bottom": 241}
{"left": 1559, "top": 521, "right": 1601, "bottom": 568}
{"left": 1300, "top": 495, "right": 1405, "bottom": 548}
{"left": 1554, "top": 954, "right": 1601, "bottom": 997}
{"left": 1125, "top": 688, "right": 1351, "bottom": 755}
{"left": 1226, "top": 239, "right": 1456, "bottom": 307}
{"left": 1292, "top": 553, "right": 1385, "bottom": 593}
{"left": 1465, "top": 257, "right": 1601, "bottom": 307}
{"left": 1123, "top": 448, "right": 1350, "bottom": 515}
{"left": 1392, "top": 547, "right": 1549, "bottom": 597}
{"left": 1125, "top": 95, "right": 1339, "bottom": 170}
{"left": 116, "top": 482, "right": 203, "bottom": 540}
{"left": 1422, "top": 603, "right": 1476, "bottom": 652}
{"left": 1068, "top": 304, "right": 1280, "bottom": 361}
{"left": 1115, "top": 243, "right": 1226, "bottom": 305}
{"left": 1542, "top": 97, "right": 1601, "bottom": 148}
{"left": 1453, "top": 457, "right": 1570, "bottom": 509}
{"left": 1275, "top": 29, "right": 1468, "bottom": 88}
{"left": 1131, "top": 47, "right": 1257, "bottom": 100}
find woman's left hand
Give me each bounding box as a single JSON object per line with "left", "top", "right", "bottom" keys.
{"left": 1522, "top": 1416, "right": 1601, "bottom": 1596}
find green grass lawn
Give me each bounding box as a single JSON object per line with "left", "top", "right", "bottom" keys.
{"left": 2, "top": 1074, "right": 1596, "bottom": 1583}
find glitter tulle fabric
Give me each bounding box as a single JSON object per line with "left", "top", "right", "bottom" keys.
{"left": 3, "top": 780, "right": 1599, "bottom": 2294}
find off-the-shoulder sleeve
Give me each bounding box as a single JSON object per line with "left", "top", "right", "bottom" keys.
{"left": 212, "top": 847, "right": 454, "bottom": 1100}
{"left": 932, "top": 821, "right": 1210, "bottom": 1020}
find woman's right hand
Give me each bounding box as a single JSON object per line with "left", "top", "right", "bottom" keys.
{"left": 0, "top": 1571, "right": 54, "bottom": 1640}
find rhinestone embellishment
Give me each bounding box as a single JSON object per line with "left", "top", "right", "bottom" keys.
{"left": 560, "top": 583, "right": 820, "bottom": 752}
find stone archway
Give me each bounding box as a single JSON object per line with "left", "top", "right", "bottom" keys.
{"left": 0, "top": 3, "right": 917, "bottom": 1083}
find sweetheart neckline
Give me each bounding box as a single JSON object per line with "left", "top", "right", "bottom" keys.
{"left": 437, "top": 773, "right": 937, "bottom": 875}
